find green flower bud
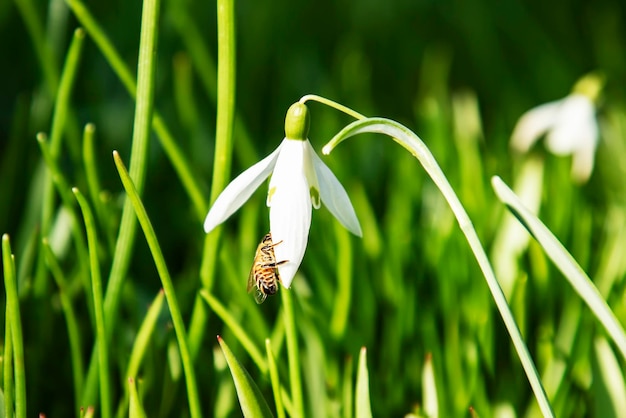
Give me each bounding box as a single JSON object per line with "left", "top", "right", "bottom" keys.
{"left": 284, "top": 102, "right": 310, "bottom": 141}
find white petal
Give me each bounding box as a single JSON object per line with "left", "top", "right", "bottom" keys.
{"left": 510, "top": 99, "right": 562, "bottom": 153}
{"left": 303, "top": 140, "right": 321, "bottom": 208}
{"left": 267, "top": 139, "right": 306, "bottom": 206}
{"left": 545, "top": 94, "right": 597, "bottom": 156}
{"left": 203, "top": 145, "right": 282, "bottom": 233}
{"left": 570, "top": 133, "right": 597, "bottom": 183}
{"left": 270, "top": 173, "right": 312, "bottom": 287}
{"left": 268, "top": 140, "right": 312, "bottom": 288}
{"left": 311, "top": 151, "right": 363, "bottom": 237}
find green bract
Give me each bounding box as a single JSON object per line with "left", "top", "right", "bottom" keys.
{"left": 284, "top": 102, "right": 310, "bottom": 140}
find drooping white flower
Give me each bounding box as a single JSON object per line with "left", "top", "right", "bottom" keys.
{"left": 204, "top": 102, "right": 362, "bottom": 288}
{"left": 510, "top": 73, "right": 603, "bottom": 183}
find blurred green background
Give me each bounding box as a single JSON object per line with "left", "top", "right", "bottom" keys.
{"left": 1, "top": 0, "right": 626, "bottom": 417}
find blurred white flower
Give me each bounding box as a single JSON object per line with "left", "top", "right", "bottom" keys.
{"left": 204, "top": 102, "right": 362, "bottom": 288}
{"left": 510, "top": 73, "right": 603, "bottom": 183}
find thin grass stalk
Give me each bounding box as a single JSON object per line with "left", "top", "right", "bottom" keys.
{"left": 13, "top": 0, "right": 59, "bottom": 95}
{"left": 64, "top": 0, "right": 206, "bottom": 219}
{"left": 492, "top": 176, "right": 626, "bottom": 361}
{"left": 42, "top": 239, "right": 84, "bottom": 412}
{"left": 266, "top": 339, "right": 286, "bottom": 418}
{"left": 189, "top": 0, "right": 237, "bottom": 357}
{"left": 2, "top": 235, "right": 26, "bottom": 418}
{"left": 82, "top": 123, "right": 115, "bottom": 251}
{"left": 329, "top": 222, "right": 353, "bottom": 338}
{"left": 116, "top": 290, "right": 165, "bottom": 418}
{"left": 112, "top": 151, "right": 202, "bottom": 418}
{"left": 3, "top": 316, "right": 14, "bottom": 418}
{"left": 36, "top": 133, "right": 93, "bottom": 322}
{"left": 73, "top": 188, "right": 112, "bottom": 418}
{"left": 35, "top": 28, "right": 85, "bottom": 296}
{"left": 77, "top": 0, "right": 161, "bottom": 406}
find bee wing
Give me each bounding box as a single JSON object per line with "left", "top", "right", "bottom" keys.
{"left": 247, "top": 261, "right": 257, "bottom": 293}
{"left": 253, "top": 288, "right": 267, "bottom": 304}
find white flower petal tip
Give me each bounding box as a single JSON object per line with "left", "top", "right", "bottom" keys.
{"left": 311, "top": 147, "right": 362, "bottom": 237}
{"left": 510, "top": 90, "right": 599, "bottom": 183}
{"left": 202, "top": 147, "right": 282, "bottom": 233}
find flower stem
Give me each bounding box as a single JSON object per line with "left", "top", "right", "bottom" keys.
{"left": 299, "top": 94, "right": 366, "bottom": 121}
{"left": 282, "top": 289, "right": 304, "bottom": 418}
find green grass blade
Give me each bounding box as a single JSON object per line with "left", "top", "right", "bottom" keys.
{"left": 188, "top": 0, "right": 237, "bottom": 359}
{"left": 2, "top": 235, "right": 26, "bottom": 418}
{"left": 592, "top": 337, "right": 626, "bottom": 417}
{"left": 112, "top": 151, "right": 202, "bottom": 418}
{"left": 115, "top": 290, "right": 164, "bottom": 418}
{"left": 491, "top": 175, "right": 626, "bottom": 361}
{"left": 82, "top": 123, "right": 115, "bottom": 251}
{"left": 72, "top": 188, "right": 111, "bottom": 418}
{"left": 64, "top": 0, "right": 207, "bottom": 219}
{"left": 323, "top": 117, "right": 554, "bottom": 418}
{"left": 4, "top": 315, "right": 14, "bottom": 418}
{"left": 329, "top": 222, "right": 353, "bottom": 339}
{"left": 422, "top": 353, "right": 438, "bottom": 418}
{"left": 128, "top": 378, "right": 147, "bottom": 418}
{"left": 41, "top": 239, "right": 84, "bottom": 412}
{"left": 217, "top": 336, "right": 274, "bottom": 418}
{"left": 341, "top": 355, "right": 354, "bottom": 418}
{"left": 103, "top": 0, "right": 160, "bottom": 327}
{"left": 265, "top": 339, "right": 286, "bottom": 418}
{"left": 199, "top": 290, "right": 267, "bottom": 374}
{"left": 355, "top": 347, "right": 372, "bottom": 418}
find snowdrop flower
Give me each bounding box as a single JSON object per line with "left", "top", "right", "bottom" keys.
{"left": 510, "top": 73, "right": 603, "bottom": 183}
{"left": 204, "top": 102, "right": 362, "bottom": 288}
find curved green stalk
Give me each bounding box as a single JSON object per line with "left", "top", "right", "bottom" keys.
{"left": 492, "top": 176, "right": 626, "bottom": 361}
{"left": 112, "top": 151, "right": 202, "bottom": 418}
{"left": 2, "top": 235, "right": 26, "bottom": 418}
{"left": 73, "top": 188, "right": 111, "bottom": 418}
{"left": 324, "top": 117, "right": 554, "bottom": 418}
{"left": 299, "top": 94, "right": 366, "bottom": 121}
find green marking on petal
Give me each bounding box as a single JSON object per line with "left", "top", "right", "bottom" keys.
{"left": 310, "top": 186, "right": 320, "bottom": 208}
{"left": 267, "top": 186, "right": 277, "bottom": 205}
{"left": 285, "top": 102, "right": 310, "bottom": 141}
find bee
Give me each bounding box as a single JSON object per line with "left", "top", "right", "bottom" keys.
{"left": 247, "top": 233, "right": 288, "bottom": 304}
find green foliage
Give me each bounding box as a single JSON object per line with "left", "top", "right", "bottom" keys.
{"left": 2, "top": 0, "right": 626, "bottom": 417}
